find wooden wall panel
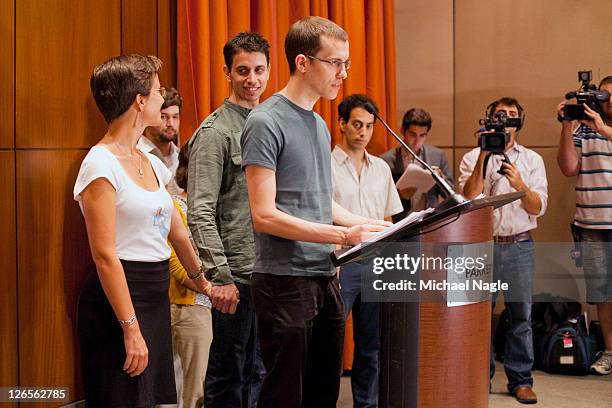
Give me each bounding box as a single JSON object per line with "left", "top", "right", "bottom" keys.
{"left": 0, "top": 0, "right": 14, "bottom": 148}
{"left": 454, "top": 0, "right": 612, "bottom": 148}
{"left": 531, "top": 147, "right": 575, "bottom": 242}
{"left": 122, "top": 0, "right": 158, "bottom": 55}
{"left": 394, "top": 0, "right": 453, "bottom": 147}
{"left": 453, "top": 147, "right": 471, "bottom": 193}
{"left": 441, "top": 147, "right": 454, "bottom": 180}
{"left": 17, "top": 150, "right": 92, "bottom": 405}
{"left": 16, "top": 0, "right": 121, "bottom": 148}
{"left": 0, "top": 152, "right": 18, "bottom": 398}
{"left": 10, "top": 2, "right": 176, "bottom": 405}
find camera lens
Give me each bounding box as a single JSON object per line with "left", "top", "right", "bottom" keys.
{"left": 490, "top": 135, "right": 503, "bottom": 147}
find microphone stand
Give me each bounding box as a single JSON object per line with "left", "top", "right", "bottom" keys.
{"left": 364, "top": 103, "right": 468, "bottom": 212}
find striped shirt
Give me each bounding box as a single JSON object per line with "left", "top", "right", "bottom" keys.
{"left": 573, "top": 125, "right": 612, "bottom": 229}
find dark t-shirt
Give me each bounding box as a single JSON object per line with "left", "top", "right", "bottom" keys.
{"left": 241, "top": 94, "right": 335, "bottom": 277}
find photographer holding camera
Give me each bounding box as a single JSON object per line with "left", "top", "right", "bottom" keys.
{"left": 459, "top": 97, "right": 548, "bottom": 404}
{"left": 558, "top": 74, "right": 612, "bottom": 376}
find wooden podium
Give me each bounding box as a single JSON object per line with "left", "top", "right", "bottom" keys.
{"left": 332, "top": 192, "right": 523, "bottom": 408}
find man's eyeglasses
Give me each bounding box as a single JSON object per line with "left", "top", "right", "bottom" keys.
{"left": 157, "top": 87, "right": 167, "bottom": 98}
{"left": 305, "top": 55, "right": 351, "bottom": 71}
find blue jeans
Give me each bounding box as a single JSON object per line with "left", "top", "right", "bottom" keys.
{"left": 340, "top": 263, "right": 380, "bottom": 408}
{"left": 204, "top": 281, "right": 265, "bottom": 408}
{"left": 490, "top": 239, "right": 535, "bottom": 392}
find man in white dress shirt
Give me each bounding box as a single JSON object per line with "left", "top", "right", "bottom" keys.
{"left": 138, "top": 87, "right": 182, "bottom": 195}
{"left": 459, "top": 97, "right": 548, "bottom": 405}
{"left": 331, "top": 94, "right": 403, "bottom": 408}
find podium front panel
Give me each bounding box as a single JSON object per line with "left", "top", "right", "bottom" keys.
{"left": 379, "top": 206, "right": 493, "bottom": 408}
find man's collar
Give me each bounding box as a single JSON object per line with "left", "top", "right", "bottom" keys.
{"left": 505, "top": 142, "right": 523, "bottom": 154}
{"left": 224, "top": 98, "right": 253, "bottom": 116}
{"left": 401, "top": 144, "right": 424, "bottom": 158}
{"left": 168, "top": 140, "right": 180, "bottom": 156}
{"left": 137, "top": 135, "right": 178, "bottom": 157}
{"left": 364, "top": 149, "right": 374, "bottom": 165}
{"left": 332, "top": 145, "right": 373, "bottom": 165}
{"left": 137, "top": 135, "right": 157, "bottom": 153}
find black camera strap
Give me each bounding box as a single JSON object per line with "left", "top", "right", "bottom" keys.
{"left": 482, "top": 153, "right": 491, "bottom": 179}
{"left": 482, "top": 152, "right": 511, "bottom": 179}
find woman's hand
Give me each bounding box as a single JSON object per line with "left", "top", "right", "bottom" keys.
{"left": 122, "top": 323, "right": 149, "bottom": 377}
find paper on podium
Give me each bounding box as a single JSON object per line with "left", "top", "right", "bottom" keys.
{"left": 336, "top": 208, "right": 435, "bottom": 261}
{"left": 395, "top": 163, "right": 435, "bottom": 195}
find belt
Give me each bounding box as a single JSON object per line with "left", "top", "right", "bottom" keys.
{"left": 494, "top": 231, "right": 532, "bottom": 243}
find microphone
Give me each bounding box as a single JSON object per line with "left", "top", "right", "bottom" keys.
{"left": 363, "top": 102, "right": 467, "bottom": 211}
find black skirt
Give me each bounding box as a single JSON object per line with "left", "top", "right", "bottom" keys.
{"left": 78, "top": 260, "right": 176, "bottom": 408}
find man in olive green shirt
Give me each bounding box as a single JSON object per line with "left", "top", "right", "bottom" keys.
{"left": 187, "top": 32, "right": 270, "bottom": 408}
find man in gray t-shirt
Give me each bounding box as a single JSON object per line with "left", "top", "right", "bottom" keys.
{"left": 242, "top": 93, "right": 335, "bottom": 276}
{"left": 241, "top": 17, "right": 388, "bottom": 408}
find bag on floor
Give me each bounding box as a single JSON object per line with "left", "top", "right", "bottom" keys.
{"left": 540, "top": 316, "right": 597, "bottom": 375}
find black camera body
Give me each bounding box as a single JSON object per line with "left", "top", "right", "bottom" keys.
{"left": 478, "top": 111, "right": 520, "bottom": 153}
{"left": 563, "top": 71, "right": 610, "bottom": 121}
{"left": 478, "top": 131, "right": 509, "bottom": 153}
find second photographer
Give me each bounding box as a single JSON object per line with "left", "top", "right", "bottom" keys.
{"left": 557, "top": 74, "right": 612, "bottom": 376}
{"left": 458, "top": 97, "right": 548, "bottom": 404}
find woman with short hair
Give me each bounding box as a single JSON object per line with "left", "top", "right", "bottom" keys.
{"left": 74, "top": 54, "right": 211, "bottom": 407}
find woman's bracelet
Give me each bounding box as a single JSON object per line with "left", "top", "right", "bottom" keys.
{"left": 188, "top": 263, "right": 205, "bottom": 281}
{"left": 118, "top": 313, "right": 137, "bottom": 326}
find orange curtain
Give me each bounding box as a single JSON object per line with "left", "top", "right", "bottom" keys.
{"left": 177, "top": 0, "right": 397, "bottom": 155}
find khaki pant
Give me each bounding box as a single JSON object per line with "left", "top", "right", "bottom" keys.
{"left": 171, "top": 303, "right": 213, "bottom": 408}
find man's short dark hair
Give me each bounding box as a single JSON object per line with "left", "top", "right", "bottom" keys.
{"left": 337, "top": 94, "right": 378, "bottom": 123}
{"left": 401, "top": 108, "right": 432, "bottom": 133}
{"left": 487, "top": 97, "right": 524, "bottom": 117}
{"left": 223, "top": 32, "right": 270, "bottom": 71}
{"left": 285, "top": 16, "right": 348, "bottom": 75}
{"left": 90, "top": 54, "right": 162, "bottom": 123}
{"left": 161, "top": 87, "right": 182, "bottom": 112}
{"left": 599, "top": 75, "right": 612, "bottom": 89}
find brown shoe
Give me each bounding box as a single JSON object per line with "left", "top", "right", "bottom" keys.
{"left": 513, "top": 386, "right": 537, "bottom": 404}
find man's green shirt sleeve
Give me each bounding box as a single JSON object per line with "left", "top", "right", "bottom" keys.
{"left": 187, "top": 127, "right": 234, "bottom": 285}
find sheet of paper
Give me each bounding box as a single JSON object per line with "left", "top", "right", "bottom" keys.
{"left": 337, "top": 208, "right": 434, "bottom": 260}
{"left": 395, "top": 163, "right": 435, "bottom": 195}
{"left": 447, "top": 301, "right": 476, "bottom": 307}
